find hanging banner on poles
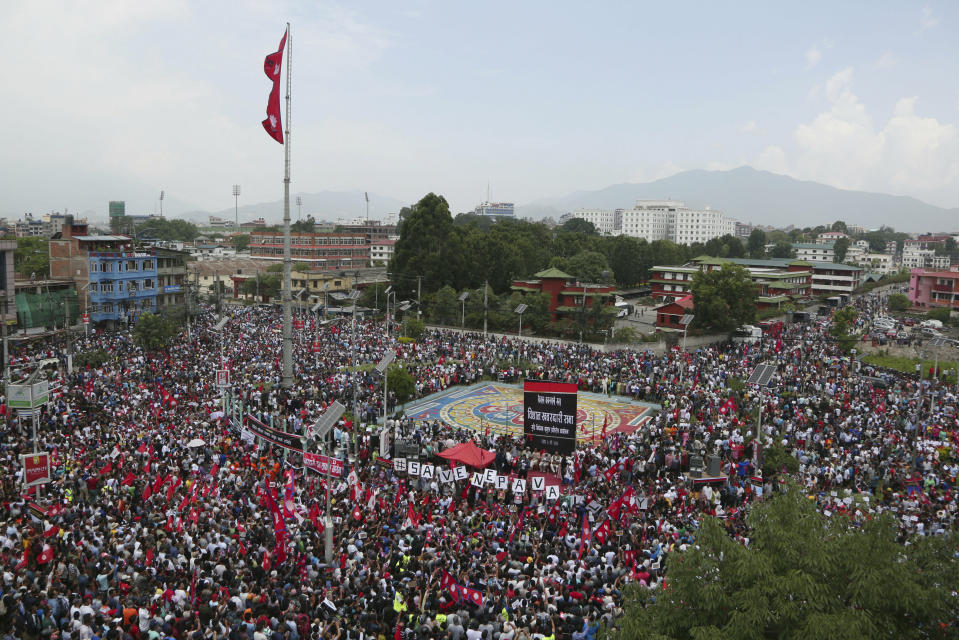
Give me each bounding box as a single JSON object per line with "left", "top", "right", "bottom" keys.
{"left": 244, "top": 415, "right": 303, "bottom": 452}
{"left": 523, "top": 381, "right": 578, "bottom": 454}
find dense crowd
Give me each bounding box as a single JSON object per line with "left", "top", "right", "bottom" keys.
{"left": 1, "top": 288, "right": 957, "bottom": 640}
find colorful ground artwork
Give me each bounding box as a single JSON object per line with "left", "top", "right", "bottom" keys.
{"left": 405, "top": 383, "right": 658, "bottom": 443}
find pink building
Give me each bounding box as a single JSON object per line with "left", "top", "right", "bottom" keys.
{"left": 908, "top": 267, "right": 959, "bottom": 310}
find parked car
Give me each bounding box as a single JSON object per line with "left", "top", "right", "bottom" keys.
{"left": 920, "top": 319, "right": 944, "bottom": 330}
{"left": 732, "top": 325, "right": 762, "bottom": 344}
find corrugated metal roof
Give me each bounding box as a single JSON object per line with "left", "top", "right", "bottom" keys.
{"left": 74, "top": 235, "right": 131, "bottom": 241}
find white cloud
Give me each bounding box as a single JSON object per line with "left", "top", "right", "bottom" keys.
{"left": 787, "top": 68, "right": 959, "bottom": 200}
{"left": 805, "top": 46, "right": 823, "bottom": 69}
{"left": 738, "top": 121, "right": 763, "bottom": 135}
{"left": 629, "top": 162, "right": 684, "bottom": 184}
{"left": 920, "top": 5, "right": 939, "bottom": 30}
{"left": 754, "top": 145, "right": 789, "bottom": 175}
{"left": 874, "top": 51, "right": 898, "bottom": 70}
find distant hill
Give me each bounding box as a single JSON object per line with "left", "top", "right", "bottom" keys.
{"left": 516, "top": 167, "right": 958, "bottom": 232}
{"left": 180, "top": 190, "right": 407, "bottom": 226}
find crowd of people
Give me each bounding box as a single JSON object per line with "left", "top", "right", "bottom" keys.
{"left": 1, "top": 287, "right": 957, "bottom": 640}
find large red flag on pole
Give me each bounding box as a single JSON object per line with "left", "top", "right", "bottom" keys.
{"left": 262, "top": 29, "right": 287, "bottom": 144}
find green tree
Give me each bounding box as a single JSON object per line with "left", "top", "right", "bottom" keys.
{"left": 606, "top": 235, "right": 648, "bottom": 286}
{"left": 390, "top": 193, "right": 456, "bottom": 300}
{"left": 403, "top": 316, "right": 425, "bottom": 340}
{"left": 829, "top": 306, "right": 859, "bottom": 352}
{"left": 231, "top": 234, "right": 250, "bottom": 251}
{"left": 690, "top": 264, "right": 758, "bottom": 332}
{"left": 565, "top": 250, "right": 612, "bottom": 283}
{"left": 888, "top": 293, "right": 910, "bottom": 312}
{"left": 15, "top": 237, "right": 49, "bottom": 278}
{"left": 132, "top": 312, "right": 177, "bottom": 350}
{"left": 761, "top": 444, "right": 800, "bottom": 479}
{"left": 427, "top": 285, "right": 459, "bottom": 325}
{"left": 291, "top": 216, "right": 316, "bottom": 233}
{"left": 927, "top": 307, "right": 951, "bottom": 324}
{"left": 831, "top": 219, "right": 848, "bottom": 233}
{"left": 833, "top": 237, "right": 850, "bottom": 262}
{"left": 386, "top": 364, "right": 415, "bottom": 404}
{"left": 770, "top": 241, "right": 794, "bottom": 259}
{"left": 240, "top": 274, "right": 281, "bottom": 301}
{"left": 615, "top": 484, "right": 958, "bottom": 640}
{"left": 137, "top": 218, "right": 199, "bottom": 241}
{"left": 747, "top": 228, "right": 767, "bottom": 258}
{"left": 359, "top": 282, "right": 389, "bottom": 314}
{"left": 560, "top": 217, "right": 599, "bottom": 235}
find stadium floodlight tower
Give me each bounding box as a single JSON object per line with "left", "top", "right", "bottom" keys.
{"left": 232, "top": 185, "right": 241, "bottom": 229}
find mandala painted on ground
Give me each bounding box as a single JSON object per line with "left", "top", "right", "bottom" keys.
{"left": 406, "top": 383, "right": 656, "bottom": 441}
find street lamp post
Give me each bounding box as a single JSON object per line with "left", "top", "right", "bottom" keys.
{"left": 459, "top": 291, "right": 469, "bottom": 329}
{"left": 514, "top": 303, "right": 528, "bottom": 337}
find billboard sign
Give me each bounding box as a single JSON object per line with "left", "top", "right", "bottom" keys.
{"left": 8, "top": 382, "right": 49, "bottom": 410}
{"left": 523, "top": 381, "right": 578, "bottom": 454}
{"left": 21, "top": 452, "right": 51, "bottom": 487}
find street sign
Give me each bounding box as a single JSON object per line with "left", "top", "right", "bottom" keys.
{"left": 8, "top": 382, "right": 49, "bottom": 410}
{"left": 82, "top": 313, "right": 90, "bottom": 324}
{"left": 216, "top": 369, "right": 230, "bottom": 387}
{"left": 312, "top": 401, "right": 346, "bottom": 440}
{"left": 375, "top": 350, "right": 396, "bottom": 374}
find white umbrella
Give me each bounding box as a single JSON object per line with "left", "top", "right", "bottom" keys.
{"left": 186, "top": 438, "right": 206, "bottom": 448}
{"left": 210, "top": 411, "right": 224, "bottom": 420}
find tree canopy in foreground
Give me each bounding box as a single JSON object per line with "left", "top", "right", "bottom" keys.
{"left": 615, "top": 485, "right": 958, "bottom": 640}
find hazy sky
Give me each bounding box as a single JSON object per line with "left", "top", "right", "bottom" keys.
{"left": 2, "top": 1, "right": 957, "bottom": 220}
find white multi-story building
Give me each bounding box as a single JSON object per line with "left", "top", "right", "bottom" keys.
{"left": 563, "top": 209, "right": 619, "bottom": 235}
{"left": 370, "top": 238, "right": 395, "bottom": 266}
{"left": 617, "top": 200, "right": 735, "bottom": 244}
{"left": 902, "top": 247, "right": 935, "bottom": 269}
{"left": 855, "top": 253, "right": 896, "bottom": 274}
{"left": 817, "top": 231, "right": 848, "bottom": 244}
{"left": 792, "top": 243, "right": 836, "bottom": 263}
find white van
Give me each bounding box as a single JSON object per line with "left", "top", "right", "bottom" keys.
{"left": 732, "top": 325, "right": 762, "bottom": 344}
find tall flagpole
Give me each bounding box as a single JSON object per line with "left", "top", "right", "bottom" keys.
{"left": 281, "top": 22, "right": 294, "bottom": 389}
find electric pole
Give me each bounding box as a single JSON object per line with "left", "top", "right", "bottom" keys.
{"left": 416, "top": 276, "right": 422, "bottom": 320}
{"left": 483, "top": 280, "right": 488, "bottom": 338}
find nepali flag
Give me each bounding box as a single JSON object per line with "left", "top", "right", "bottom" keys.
{"left": 593, "top": 517, "right": 612, "bottom": 546}
{"left": 719, "top": 397, "right": 737, "bottom": 415}
{"left": 603, "top": 462, "right": 620, "bottom": 483}
{"left": 439, "top": 570, "right": 457, "bottom": 599}
{"left": 578, "top": 515, "right": 591, "bottom": 559}
{"left": 262, "top": 29, "right": 287, "bottom": 144}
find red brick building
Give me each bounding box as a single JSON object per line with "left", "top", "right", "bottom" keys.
{"left": 511, "top": 268, "right": 615, "bottom": 322}
{"left": 249, "top": 232, "right": 369, "bottom": 270}
{"left": 654, "top": 295, "right": 694, "bottom": 330}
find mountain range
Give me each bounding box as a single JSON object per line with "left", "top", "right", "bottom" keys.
{"left": 516, "top": 167, "right": 958, "bottom": 232}
{"left": 179, "top": 190, "right": 409, "bottom": 226}
{"left": 169, "top": 167, "right": 956, "bottom": 233}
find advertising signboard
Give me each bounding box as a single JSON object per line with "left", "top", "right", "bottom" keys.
{"left": 20, "top": 452, "right": 51, "bottom": 487}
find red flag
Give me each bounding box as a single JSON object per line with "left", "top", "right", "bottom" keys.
{"left": 146, "top": 548, "right": 155, "bottom": 567}
{"left": 99, "top": 461, "right": 113, "bottom": 476}
{"left": 261, "top": 30, "right": 287, "bottom": 144}
{"left": 578, "top": 516, "right": 591, "bottom": 559}
{"left": 121, "top": 472, "right": 136, "bottom": 486}
{"left": 43, "top": 525, "right": 60, "bottom": 539}
{"left": 406, "top": 502, "right": 420, "bottom": 527}
{"left": 141, "top": 483, "right": 152, "bottom": 502}
{"left": 36, "top": 544, "right": 54, "bottom": 565}
{"left": 262, "top": 550, "right": 272, "bottom": 572}
{"left": 351, "top": 504, "right": 363, "bottom": 522}
{"left": 593, "top": 517, "right": 611, "bottom": 546}
{"left": 603, "top": 463, "right": 620, "bottom": 483}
